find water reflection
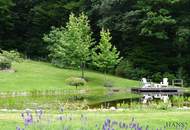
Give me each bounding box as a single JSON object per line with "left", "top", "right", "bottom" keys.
{"left": 142, "top": 93, "right": 171, "bottom": 103}
{"left": 90, "top": 91, "right": 190, "bottom": 109}
{"left": 137, "top": 91, "right": 184, "bottom": 104}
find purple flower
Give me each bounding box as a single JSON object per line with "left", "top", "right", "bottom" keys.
{"left": 24, "top": 115, "right": 33, "bottom": 126}
{"left": 102, "top": 125, "right": 106, "bottom": 130}
{"left": 16, "top": 126, "right": 20, "bottom": 130}
{"left": 106, "top": 119, "right": 111, "bottom": 124}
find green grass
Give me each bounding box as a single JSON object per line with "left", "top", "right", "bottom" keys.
{"left": 0, "top": 110, "right": 190, "bottom": 130}
{"left": 0, "top": 61, "right": 189, "bottom": 129}
{"left": 0, "top": 60, "right": 140, "bottom": 109}
{"left": 0, "top": 60, "right": 139, "bottom": 91}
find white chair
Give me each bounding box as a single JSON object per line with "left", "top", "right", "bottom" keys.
{"left": 141, "top": 78, "right": 151, "bottom": 88}
{"left": 160, "top": 78, "right": 168, "bottom": 87}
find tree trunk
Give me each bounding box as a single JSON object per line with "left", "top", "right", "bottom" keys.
{"left": 81, "top": 61, "right": 85, "bottom": 79}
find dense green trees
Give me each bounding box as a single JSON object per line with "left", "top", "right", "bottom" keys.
{"left": 0, "top": 0, "right": 84, "bottom": 57}
{"left": 0, "top": 0, "right": 190, "bottom": 84}
{"left": 88, "top": 0, "right": 190, "bottom": 84}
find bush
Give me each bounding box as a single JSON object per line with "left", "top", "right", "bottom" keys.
{"left": 151, "top": 72, "right": 162, "bottom": 82}
{"left": 151, "top": 72, "right": 176, "bottom": 83}
{"left": 65, "top": 77, "right": 86, "bottom": 88}
{"left": 163, "top": 72, "right": 176, "bottom": 84}
{"left": 0, "top": 56, "right": 11, "bottom": 70}
{"left": 104, "top": 80, "right": 114, "bottom": 87}
{"left": 0, "top": 50, "right": 23, "bottom": 63}
{"left": 172, "top": 96, "right": 184, "bottom": 108}
{"left": 0, "top": 50, "right": 23, "bottom": 70}
{"left": 156, "top": 101, "right": 171, "bottom": 110}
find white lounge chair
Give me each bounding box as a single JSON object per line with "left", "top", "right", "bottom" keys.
{"left": 141, "top": 78, "right": 152, "bottom": 88}
{"left": 160, "top": 78, "right": 168, "bottom": 87}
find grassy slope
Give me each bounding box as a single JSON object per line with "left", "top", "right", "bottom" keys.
{"left": 0, "top": 60, "right": 139, "bottom": 91}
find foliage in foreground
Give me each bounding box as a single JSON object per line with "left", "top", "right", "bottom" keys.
{"left": 16, "top": 109, "right": 190, "bottom": 130}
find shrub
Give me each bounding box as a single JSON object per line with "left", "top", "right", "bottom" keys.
{"left": 104, "top": 80, "right": 114, "bottom": 87}
{"left": 156, "top": 101, "right": 171, "bottom": 110}
{"left": 0, "top": 56, "right": 11, "bottom": 70}
{"left": 0, "top": 50, "right": 23, "bottom": 63}
{"left": 172, "top": 96, "right": 184, "bottom": 108}
{"left": 151, "top": 72, "right": 176, "bottom": 83}
{"left": 0, "top": 50, "right": 23, "bottom": 70}
{"left": 151, "top": 72, "right": 162, "bottom": 82}
{"left": 163, "top": 72, "right": 176, "bottom": 84}
{"left": 65, "top": 77, "right": 86, "bottom": 89}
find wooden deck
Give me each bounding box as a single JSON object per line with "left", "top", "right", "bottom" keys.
{"left": 131, "top": 87, "right": 183, "bottom": 93}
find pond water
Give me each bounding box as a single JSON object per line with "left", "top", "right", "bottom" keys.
{"left": 0, "top": 89, "right": 190, "bottom": 110}
{"left": 89, "top": 91, "right": 190, "bottom": 109}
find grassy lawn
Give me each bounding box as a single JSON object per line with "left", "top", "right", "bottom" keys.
{"left": 0, "top": 110, "right": 190, "bottom": 130}
{"left": 0, "top": 60, "right": 140, "bottom": 109}
{"left": 1, "top": 60, "right": 189, "bottom": 130}
{"left": 0, "top": 60, "right": 139, "bottom": 92}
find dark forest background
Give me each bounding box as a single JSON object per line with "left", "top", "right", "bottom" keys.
{"left": 0, "top": 0, "right": 190, "bottom": 85}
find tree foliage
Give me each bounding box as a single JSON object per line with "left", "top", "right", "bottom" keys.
{"left": 0, "top": 0, "right": 190, "bottom": 84}
{"left": 92, "top": 29, "right": 122, "bottom": 72}
{"left": 88, "top": 0, "right": 190, "bottom": 84}
{"left": 44, "top": 13, "right": 94, "bottom": 77}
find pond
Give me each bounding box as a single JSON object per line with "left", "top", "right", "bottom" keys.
{"left": 89, "top": 90, "right": 190, "bottom": 109}
{"left": 0, "top": 89, "right": 190, "bottom": 110}
{"left": 0, "top": 89, "right": 138, "bottom": 109}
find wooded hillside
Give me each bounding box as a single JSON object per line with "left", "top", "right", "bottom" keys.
{"left": 0, "top": 0, "right": 190, "bottom": 84}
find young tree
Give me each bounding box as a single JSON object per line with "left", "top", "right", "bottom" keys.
{"left": 69, "top": 13, "right": 94, "bottom": 78}
{"left": 43, "top": 13, "right": 94, "bottom": 78}
{"left": 92, "top": 28, "right": 122, "bottom": 79}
